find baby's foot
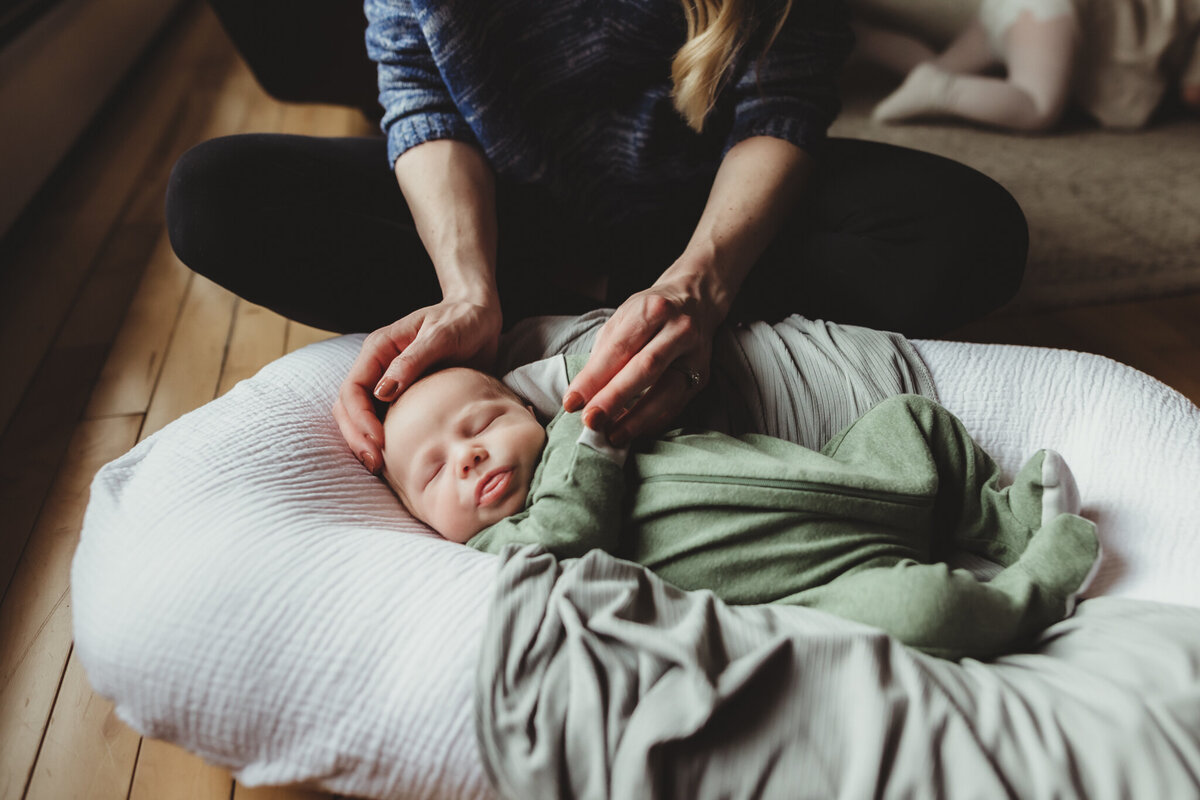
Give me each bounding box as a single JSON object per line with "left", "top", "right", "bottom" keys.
{"left": 872, "top": 62, "right": 955, "bottom": 123}
{"left": 1008, "top": 510, "right": 1099, "bottom": 618}
{"left": 1017, "top": 513, "right": 1102, "bottom": 616}
{"left": 1009, "top": 449, "right": 1082, "bottom": 530}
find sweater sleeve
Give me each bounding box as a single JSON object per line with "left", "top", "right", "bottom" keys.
{"left": 723, "top": 0, "right": 854, "bottom": 156}
{"left": 466, "top": 410, "right": 627, "bottom": 560}
{"left": 364, "top": 0, "right": 480, "bottom": 167}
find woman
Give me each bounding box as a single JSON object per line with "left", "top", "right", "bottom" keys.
{"left": 168, "top": 0, "right": 1028, "bottom": 473}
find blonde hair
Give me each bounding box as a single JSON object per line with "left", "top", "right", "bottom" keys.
{"left": 671, "top": 0, "right": 794, "bottom": 132}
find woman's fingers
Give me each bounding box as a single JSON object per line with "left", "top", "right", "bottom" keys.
{"left": 566, "top": 289, "right": 717, "bottom": 440}
{"left": 565, "top": 294, "right": 674, "bottom": 420}
{"left": 585, "top": 305, "right": 704, "bottom": 429}
{"left": 584, "top": 322, "right": 689, "bottom": 426}
{"left": 368, "top": 314, "right": 425, "bottom": 401}
{"left": 375, "top": 322, "right": 449, "bottom": 400}
{"left": 334, "top": 391, "right": 384, "bottom": 474}
{"left": 335, "top": 322, "right": 414, "bottom": 472}
{"left": 607, "top": 362, "right": 705, "bottom": 445}
{"left": 372, "top": 302, "right": 500, "bottom": 400}
{"left": 335, "top": 299, "right": 501, "bottom": 474}
{"left": 602, "top": 318, "right": 710, "bottom": 443}
{"left": 337, "top": 311, "right": 431, "bottom": 473}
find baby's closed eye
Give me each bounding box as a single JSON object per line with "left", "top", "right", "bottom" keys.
{"left": 469, "top": 413, "right": 501, "bottom": 436}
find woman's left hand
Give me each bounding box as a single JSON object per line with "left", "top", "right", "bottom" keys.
{"left": 563, "top": 272, "right": 727, "bottom": 446}
{"left": 566, "top": 137, "right": 814, "bottom": 444}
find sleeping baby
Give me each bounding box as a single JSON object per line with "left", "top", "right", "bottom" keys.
{"left": 378, "top": 354, "right": 1100, "bottom": 661}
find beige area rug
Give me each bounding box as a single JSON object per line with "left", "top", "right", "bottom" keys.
{"left": 831, "top": 84, "right": 1200, "bottom": 310}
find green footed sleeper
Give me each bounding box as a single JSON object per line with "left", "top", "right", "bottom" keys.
{"left": 469, "top": 359, "right": 1100, "bottom": 661}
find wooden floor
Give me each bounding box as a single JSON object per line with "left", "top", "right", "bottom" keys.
{"left": 0, "top": 4, "right": 1197, "bottom": 799}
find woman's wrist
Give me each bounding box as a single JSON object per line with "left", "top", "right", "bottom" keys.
{"left": 437, "top": 264, "right": 501, "bottom": 308}
{"left": 661, "top": 136, "right": 814, "bottom": 326}
{"left": 441, "top": 283, "right": 500, "bottom": 309}
{"left": 657, "top": 246, "right": 740, "bottom": 323}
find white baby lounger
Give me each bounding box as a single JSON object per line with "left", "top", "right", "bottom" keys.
{"left": 73, "top": 314, "right": 1200, "bottom": 800}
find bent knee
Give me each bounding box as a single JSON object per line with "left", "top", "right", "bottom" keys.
{"left": 167, "top": 137, "right": 250, "bottom": 268}
{"left": 166, "top": 135, "right": 297, "bottom": 280}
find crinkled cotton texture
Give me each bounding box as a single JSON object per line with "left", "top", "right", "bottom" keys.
{"left": 72, "top": 323, "right": 1200, "bottom": 799}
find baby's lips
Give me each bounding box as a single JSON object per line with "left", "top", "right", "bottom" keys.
{"left": 476, "top": 468, "right": 513, "bottom": 507}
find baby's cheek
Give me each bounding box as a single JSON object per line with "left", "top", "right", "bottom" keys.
{"left": 509, "top": 483, "right": 531, "bottom": 515}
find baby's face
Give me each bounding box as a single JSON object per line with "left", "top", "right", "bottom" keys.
{"left": 381, "top": 368, "right": 546, "bottom": 543}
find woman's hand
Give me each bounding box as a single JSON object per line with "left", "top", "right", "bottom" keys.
{"left": 337, "top": 138, "right": 501, "bottom": 474}
{"left": 564, "top": 271, "right": 727, "bottom": 447}
{"left": 334, "top": 297, "right": 502, "bottom": 474}
{"left": 564, "top": 137, "right": 815, "bottom": 445}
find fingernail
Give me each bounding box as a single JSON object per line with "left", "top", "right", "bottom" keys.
{"left": 361, "top": 451, "right": 377, "bottom": 473}
{"left": 583, "top": 407, "right": 607, "bottom": 430}
{"left": 563, "top": 391, "right": 583, "bottom": 412}
{"left": 375, "top": 378, "right": 398, "bottom": 399}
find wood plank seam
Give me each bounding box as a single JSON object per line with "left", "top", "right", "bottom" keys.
{"left": 20, "top": 641, "right": 74, "bottom": 799}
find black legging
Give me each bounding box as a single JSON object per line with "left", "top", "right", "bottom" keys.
{"left": 165, "top": 133, "right": 1026, "bottom": 338}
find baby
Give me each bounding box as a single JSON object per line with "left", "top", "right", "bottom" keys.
{"left": 855, "top": 0, "right": 1200, "bottom": 131}
{"left": 380, "top": 354, "right": 1100, "bottom": 661}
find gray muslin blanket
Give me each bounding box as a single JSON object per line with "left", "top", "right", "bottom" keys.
{"left": 477, "top": 545, "right": 1200, "bottom": 800}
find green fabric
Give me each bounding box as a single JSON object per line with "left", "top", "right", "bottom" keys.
{"left": 469, "top": 362, "right": 1098, "bottom": 660}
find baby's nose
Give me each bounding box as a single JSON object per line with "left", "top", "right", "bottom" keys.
{"left": 459, "top": 446, "right": 486, "bottom": 475}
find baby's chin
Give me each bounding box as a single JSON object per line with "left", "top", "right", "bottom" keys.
{"left": 453, "top": 480, "right": 530, "bottom": 543}
{"left": 477, "top": 485, "right": 529, "bottom": 530}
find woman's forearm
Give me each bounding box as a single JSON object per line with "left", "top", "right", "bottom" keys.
{"left": 393, "top": 139, "right": 499, "bottom": 305}
{"left": 662, "top": 135, "right": 815, "bottom": 316}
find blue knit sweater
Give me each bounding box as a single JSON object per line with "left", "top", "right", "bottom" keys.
{"left": 364, "top": 0, "right": 852, "bottom": 225}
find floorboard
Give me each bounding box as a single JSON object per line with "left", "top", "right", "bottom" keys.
{"left": 139, "top": 274, "right": 237, "bottom": 439}
{"left": 0, "top": 1, "right": 228, "bottom": 436}
{"left": 0, "top": 416, "right": 141, "bottom": 798}
{"left": 85, "top": 237, "right": 196, "bottom": 419}
{"left": 218, "top": 301, "right": 290, "bottom": 397}
{"left": 24, "top": 650, "right": 141, "bottom": 800}
{"left": 234, "top": 784, "right": 336, "bottom": 800}
{"left": 128, "top": 739, "right": 232, "bottom": 800}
